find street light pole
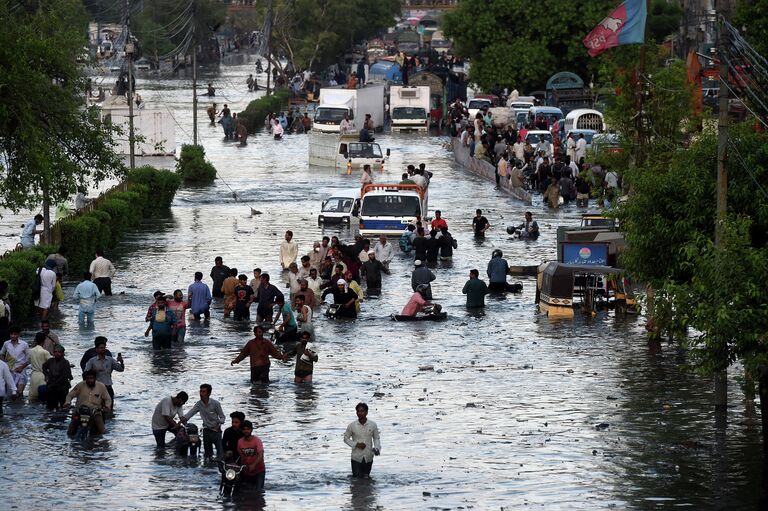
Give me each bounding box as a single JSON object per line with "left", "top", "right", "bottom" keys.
{"left": 126, "top": 39, "right": 136, "bottom": 170}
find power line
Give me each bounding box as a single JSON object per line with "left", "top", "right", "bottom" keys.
{"left": 727, "top": 137, "right": 768, "bottom": 202}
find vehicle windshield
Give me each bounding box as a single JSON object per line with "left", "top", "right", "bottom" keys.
{"left": 315, "top": 108, "right": 348, "bottom": 122}
{"left": 431, "top": 40, "right": 451, "bottom": 48}
{"left": 468, "top": 100, "right": 491, "bottom": 110}
{"left": 571, "top": 132, "right": 596, "bottom": 143}
{"left": 527, "top": 133, "right": 553, "bottom": 144}
{"left": 361, "top": 194, "right": 422, "bottom": 217}
{"left": 322, "top": 198, "right": 354, "bottom": 213}
{"left": 510, "top": 103, "right": 533, "bottom": 110}
{"left": 348, "top": 143, "right": 383, "bottom": 158}
{"left": 392, "top": 107, "right": 427, "bottom": 119}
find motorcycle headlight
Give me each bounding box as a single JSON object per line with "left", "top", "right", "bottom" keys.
{"left": 225, "top": 469, "right": 237, "bottom": 481}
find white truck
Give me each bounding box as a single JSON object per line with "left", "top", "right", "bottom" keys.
{"left": 389, "top": 85, "right": 430, "bottom": 133}
{"left": 313, "top": 85, "right": 385, "bottom": 133}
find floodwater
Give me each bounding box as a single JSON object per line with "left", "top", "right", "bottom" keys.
{"left": 1, "top": 60, "right": 765, "bottom": 510}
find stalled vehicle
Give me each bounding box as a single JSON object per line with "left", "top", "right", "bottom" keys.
{"left": 358, "top": 184, "right": 426, "bottom": 237}
{"left": 318, "top": 188, "right": 361, "bottom": 225}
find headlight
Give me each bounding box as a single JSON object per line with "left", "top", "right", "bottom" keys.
{"left": 225, "top": 469, "right": 237, "bottom": 481}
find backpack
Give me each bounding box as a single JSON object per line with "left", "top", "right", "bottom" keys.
{"left": 399, "top": 232, "right": 412, "bottom": 253}
{"left": 32, "top": 267, "right": 42, "bottom": 301}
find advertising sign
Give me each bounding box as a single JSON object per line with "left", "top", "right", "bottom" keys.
{"left": 562, "top": 243, "right": 609, "bottom": 266}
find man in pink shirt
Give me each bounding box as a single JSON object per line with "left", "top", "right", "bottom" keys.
{"left": 400, "top": 284, "right": 430, "bottom": 317}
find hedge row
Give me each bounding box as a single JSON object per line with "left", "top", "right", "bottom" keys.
{"left": 0, "top": 245, "right": 55, "bottom": 322}
{"left": 238, "top": 90, "right": 290, "bottom": 134}
{"left": 58, "top": 165, "right": 181, "bottom": 273}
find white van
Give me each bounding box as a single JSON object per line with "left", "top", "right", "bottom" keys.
{"left": 563, "top": 109, "right": 606, "bottom": 133}
{"left": 318, "top": 188, "right": 361, "bottom": 225}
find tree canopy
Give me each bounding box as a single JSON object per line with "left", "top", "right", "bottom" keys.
{"left": 263, "top": 0, "right": 400, "bottom": 74}
{"left": 0, "top": 0, "right": 124, "bottom": 212}
{"left": 443, "top": 0, "right": 686, "bottom": 92}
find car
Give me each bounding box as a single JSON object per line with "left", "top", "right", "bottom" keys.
{"left": 591, "top": 132, "right": 623, "bottom": 155}
{"left": 525, "top": 130, "right": 553, "bottom": 154}
{"left": 467, "top": 98, "right": 493, "bottom": 119}
{"left": 526, "top": 106, "right": 564, "bottom": 130}
{"left": 318, "top": 188, "right": 361, "bottom": 224}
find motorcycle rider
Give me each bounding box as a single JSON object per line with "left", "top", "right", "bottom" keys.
{"left": 222, "top": 411, "right": 246, "bottom": 461}
{"left": 400, "top": 284, "right": 441, "bottom": 317}
{"left": 63, "top": 369, "right": 111, "bottom": 436}
{"left": 513, "top": 211, "right": 539, "bottom": 239}
{"left": 321, "top": 279, "right": 358, "bottom": 318}
{"left": 237, "top": 420, "right": 266, "bottom": 491}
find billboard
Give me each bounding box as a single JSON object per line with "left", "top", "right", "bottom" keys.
{"left": 561, "top": 243, "right": 609, "bottom": 266}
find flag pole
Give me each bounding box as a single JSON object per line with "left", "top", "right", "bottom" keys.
{"left": 634, "top": 0, "right": 650, "bottom": 167}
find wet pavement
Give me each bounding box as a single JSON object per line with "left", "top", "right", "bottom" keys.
{"left": 0, "top": 61, "right": 764, "bottom": 510}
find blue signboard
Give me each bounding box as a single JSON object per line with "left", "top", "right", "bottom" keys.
{"left": 562, "top": 243, "right": 609, "bottom": 266}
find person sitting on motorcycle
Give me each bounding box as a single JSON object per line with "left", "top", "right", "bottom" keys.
{"left": 222, "top": 411, "right": 245, "bottom": 462}
{"left": 400, "top": 284, "right": 441, "bottom": 317}
{"left": 321, "top": 279, "right": 358, "bottom": 318}
{"left": 63, "top": 369, "right": 111, "bottom": 436}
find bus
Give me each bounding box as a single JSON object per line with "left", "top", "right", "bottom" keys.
{"left": 358, "top": 184, "right": 426, "bottom": 237}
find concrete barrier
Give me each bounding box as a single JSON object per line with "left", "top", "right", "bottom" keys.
{"left": 450, "top": 138, "right": 532, "bottom": 204}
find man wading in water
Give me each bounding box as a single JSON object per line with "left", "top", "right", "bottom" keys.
{"left": 231, "top": 325, "right": 287, "bottom": 384}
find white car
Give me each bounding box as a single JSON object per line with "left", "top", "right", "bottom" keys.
{"left": 467, "top": 98, "right": 492, "bottom": 120}
{"left": 525, "top": 130, "right": 553, "bottom": 156}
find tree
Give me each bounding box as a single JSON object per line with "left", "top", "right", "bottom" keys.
{"left": 443, "top": 0, "right": 617, "bottom": 91}
{"left": 132, "top": 0, "right": 226, "bottom": 64}
{"left": 648, "top": 0, "right": 682, "bottom": 43}
{"left": 259, "top": 0, "right": 399, "bottom": 76}
{"left": 734, "top": 1, "right": 768, "bottom": 60}
{"left": 0, "top": 0, "right": 124, "bottom": 214}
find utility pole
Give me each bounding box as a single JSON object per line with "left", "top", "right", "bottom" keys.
{"left": 126, "top": 0, "right": 136, "bottom": 169}
{"left": 713, "top": 18, "right": 729, "bottom": 411}
{"left": 265, "top": 0, "right": 273, "bottom": 96}
{"left": 192, "top": 2, "right": 198, "bottom": 145}
{"left": 633, "top": 0, "right": 651, "bottom": 168}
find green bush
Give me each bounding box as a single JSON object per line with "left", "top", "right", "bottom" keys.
{"left": 0, "top": 245, "right": 53, "bottom": 323}
{"left": 176, "top": 144, "right": 217, "bottom": 183}
{"left": 56, "top": 166, "right": 181, "bottom": 274}
{"left": 238, "top": 90, "right": 290, "bottom": 133}
{"left": 127, "top": 165, "right": 182, "bottom": 208}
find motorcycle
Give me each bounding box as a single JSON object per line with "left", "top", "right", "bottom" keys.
{"left": 174, "top": 423, "right": 201, "bottom": 457}
{"left": 70, "top": 405, "right": 97, "bottom": 440}
{"left": 325, "top": 303, "right": 341, "bottom": 319}
{"left": 218, "top": 460, "right": 245, "bottom": 497}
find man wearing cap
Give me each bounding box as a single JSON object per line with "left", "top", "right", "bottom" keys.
{"left": 321, "top": 279, "right": 359, "bottom": 318}
{"left": 411, "top": 260, "right": 436, "bottom": 300}
{"left": 361, "top": 251, "right": 389, "bottom": 295}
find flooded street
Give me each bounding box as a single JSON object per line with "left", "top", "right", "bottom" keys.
{"left": 1, "top": 62, "right": 765, "bottom": 510}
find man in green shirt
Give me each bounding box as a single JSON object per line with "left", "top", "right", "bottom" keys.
{"left": 462, "top": 269, "right": 488, "bottom": 308}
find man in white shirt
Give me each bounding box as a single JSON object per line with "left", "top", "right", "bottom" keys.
{"left": 181, "top": 384, "right": 226, "bottom": 458}
{"left": 575, "top": 133, "right": 587, "bottom": 163}
{"left": 306, "top": 268, "right": 323, "bottom": 297}
{"left": 33, "top": 260, "right": 57, "bottom": 319}
{"left": 512, "top": 137, "right": 525, "bottom": 162}
{"left": 459, "top": 125, "right": 472, "bottom": 147}
{"left": 568, "top": 158, "right": 580, "bottom": 179}
{"left": 20, "top": 214, "right": 43, "bottom": 248}
{"left": 566, "top": 133, "right": 577, "bottom": 163}
{"left": 340, "top": 114, "right": 352, "bottom": 134}
{"left": 152, "top": 391, "right": 189, "bottom": 448}
{"left": 374, "top": 235, "right": 394, "bottom": 269}
{"left": 89, "top": 249, "right": 116, "bottom": 296}
{"left": 279, "top": 230, "right": 298, "bottom": 270}
{"left": 343, "top": 402, "right": 381, "bottom": 478}
{"left": 411, "top": 171, "right": 427, "bottom": 190}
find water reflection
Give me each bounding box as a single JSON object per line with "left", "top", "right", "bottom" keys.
{"left": 0, "top": 62, "right": 761, "bottom": 510}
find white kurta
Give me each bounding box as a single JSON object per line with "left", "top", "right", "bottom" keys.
{"left": 29, "top": 345, "right": 51, "bottom": 399}
{"left": 34, "top": 267, "right": 57, "bottom": 309}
